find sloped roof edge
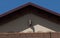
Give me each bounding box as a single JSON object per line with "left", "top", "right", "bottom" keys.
{"left": 0, "top": 2, "right": 60, "bottom": 17}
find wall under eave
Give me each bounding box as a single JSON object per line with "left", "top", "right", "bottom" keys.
{"left": 0, "top": 14, "right": 60, "bottom": 33}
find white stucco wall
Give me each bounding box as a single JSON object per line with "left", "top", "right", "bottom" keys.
{"left": 0, "top": 14, "right": 60, "bottom": 33}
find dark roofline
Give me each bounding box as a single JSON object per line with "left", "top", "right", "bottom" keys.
{"left": 0, "top": 2, "right": 60, "bottom": 17}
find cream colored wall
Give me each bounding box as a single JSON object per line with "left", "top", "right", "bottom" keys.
{"left": 0, "top": 14, "right": 60, "bottom": 33}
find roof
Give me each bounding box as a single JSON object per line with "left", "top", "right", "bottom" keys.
{"left": 0, "top": 2, "right": 60, "bottom": 25}
{"left": 0, "top": 2, "right": 60, "bottom": 17}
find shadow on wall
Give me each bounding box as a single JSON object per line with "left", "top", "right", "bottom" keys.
{"left": 30, "top": 14, "right": 60, "bottom": 32}
{"left": 0, "top": 14, "right": 60, "bottom": 33}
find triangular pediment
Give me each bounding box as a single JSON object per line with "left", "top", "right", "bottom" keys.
{"left": 0, "top": 2, "right": 60, "bottom": 33}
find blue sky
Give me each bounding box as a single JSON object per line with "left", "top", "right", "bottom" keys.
{"left": 0, "top": 0, "right": 60, "bottom": 14}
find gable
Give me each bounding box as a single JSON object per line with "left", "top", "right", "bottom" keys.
{"left": 0, "top": 2, "right": 60, "bottom": 32}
